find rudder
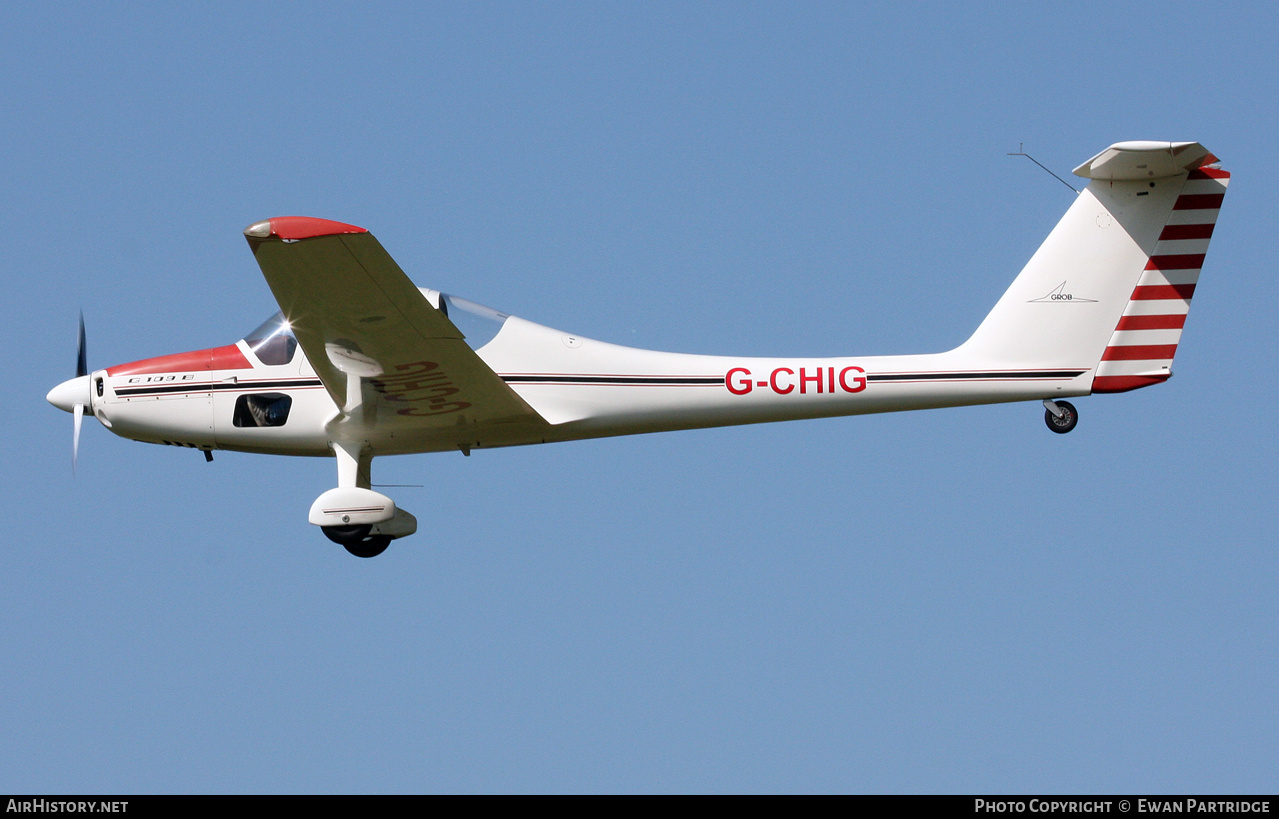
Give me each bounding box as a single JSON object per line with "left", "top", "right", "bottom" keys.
{"left": 1091, "top": 165, "right": 1230, "bottom": 392}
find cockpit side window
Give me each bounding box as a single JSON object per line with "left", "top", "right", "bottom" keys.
{"left": 243, "top": 312, "right": 297, "bottom": 366}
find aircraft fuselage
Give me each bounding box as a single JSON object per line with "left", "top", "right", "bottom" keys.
{"left": 84, "top": 304, "right": 1092, "bottom": 460}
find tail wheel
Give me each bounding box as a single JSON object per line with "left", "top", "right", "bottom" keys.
{"left": 343, "top": 536, "right": 391, "bottom": 559}
{"left": 1044, "top": 400, "right": 1078, "bottom": 434}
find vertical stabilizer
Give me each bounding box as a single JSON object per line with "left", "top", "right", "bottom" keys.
{"left": 954, "top": 141, "right": 1227, "bottom": 394}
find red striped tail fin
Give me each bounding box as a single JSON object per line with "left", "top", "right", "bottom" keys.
{"left": 1092, "top": 166, "right": 1230, "bottom": 393}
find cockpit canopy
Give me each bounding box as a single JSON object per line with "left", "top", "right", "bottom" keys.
{"left": 240, "top": 293, "right": 510, "bottom": 367}
{"left": 434, "top": 292, "right": 510, "bottom": 350}
{"left": 243, "top": 312, "right": 297, "bottom": 366}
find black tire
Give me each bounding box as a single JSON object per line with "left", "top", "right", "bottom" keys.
{"left": 344, "top": 535, "right": 391, "bottom": 558}
{"left": 1044, "top": 400, "right": 1078, "bottom": 434}
{"left": 322, "top": 524, "right": 372, "bottom": 545}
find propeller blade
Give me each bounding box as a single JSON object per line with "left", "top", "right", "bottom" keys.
{"left": 73, "top": 402, "right": 84, "bottom": 475}
{"left": 73, "top": 313, "right": 88, "bottom": 474}
{"left": 77, "top": 311, "right": 88, "bottom": 378}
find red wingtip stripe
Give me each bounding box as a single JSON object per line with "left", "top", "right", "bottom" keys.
{"left": 1101, "top": 344, "right": 1179, "bottom": 361}
{"left": 1132, "top": 283, "right": 1197, "bottom": 300}
{"left": 268, "top": 216, "right": 368, "bottom": 240}
{"left": 1174, "top": 193, "right": 1226, "bottom": 210}
{"left": 1092, "top": 374, "right": 1170, "bottom": 393}
{"left": 1115, "top": 314, "right": 1187, "bottom": 331}
{"left": 1158, "top": 223, "right": 1215, "bottom": 241}
{"left": 1145, "top": 254, "right": 1205, "bottom": 271}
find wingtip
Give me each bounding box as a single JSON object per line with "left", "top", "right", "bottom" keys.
{"left": 243, "top": 216, "right": 368, "bottom": 240}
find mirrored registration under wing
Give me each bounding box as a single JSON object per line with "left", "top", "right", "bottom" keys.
{"left": 243, "top": 217, "right": 551, "bottom": 444}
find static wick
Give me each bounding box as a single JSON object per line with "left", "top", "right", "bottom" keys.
{"left": 1008, "top": 143, "right": 1079, "bottom": 193}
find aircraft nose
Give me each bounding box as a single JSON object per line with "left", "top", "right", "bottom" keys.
{"left": 47, "top": 374, "right": 91, "bottom": 413}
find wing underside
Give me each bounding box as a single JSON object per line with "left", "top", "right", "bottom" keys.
{"left": 244, "top": 217, "right": 550, "bottom": 446}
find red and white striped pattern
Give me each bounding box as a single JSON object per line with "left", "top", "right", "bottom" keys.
{"left": 1092, "top": 167, "right": 1230, "bottom": 393}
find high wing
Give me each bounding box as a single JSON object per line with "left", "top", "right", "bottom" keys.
{"left": 244, "top": 216, "right": 550, "bottom": 443}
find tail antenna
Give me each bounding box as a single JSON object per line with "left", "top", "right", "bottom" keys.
{"left": 1008, "top": 143, "right": 1079, "bottom": 193}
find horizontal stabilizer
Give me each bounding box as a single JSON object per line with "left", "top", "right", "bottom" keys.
{"left": 1073, "top": 141, "right": 1216, "bottom": 181}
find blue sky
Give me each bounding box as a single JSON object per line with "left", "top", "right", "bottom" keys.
{"left": 3, "top": 1, "right": 1276, "bottom": 793}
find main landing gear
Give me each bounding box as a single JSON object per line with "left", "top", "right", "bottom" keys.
{"left": 309, "top": 441, "right": 417, "bottom": 558}
{"left": 321, "top": 525, "right": 392, "bottom": 558}
{"left": 1043, "top": 399, "right": 1078, "bottom": 434}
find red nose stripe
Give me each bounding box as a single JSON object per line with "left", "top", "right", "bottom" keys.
{"left": 107, "top": 344, "right": 251, "bottom": 376}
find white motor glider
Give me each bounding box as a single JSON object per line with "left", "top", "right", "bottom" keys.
{"left": 48, "top": 141, "right": 1230, "bottom": 557}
